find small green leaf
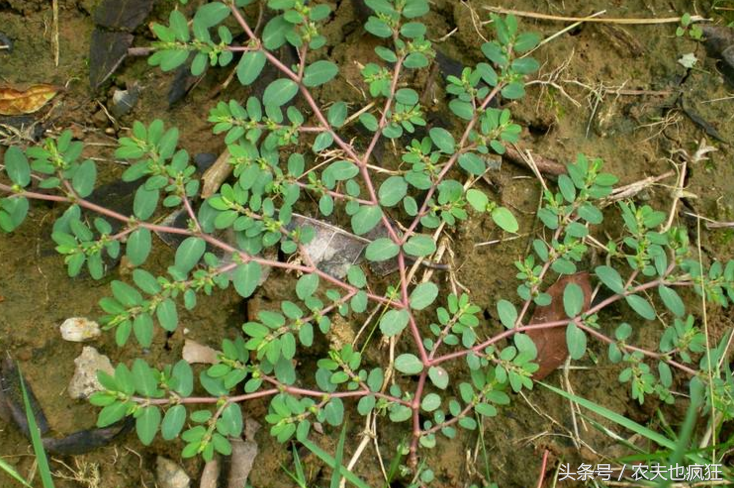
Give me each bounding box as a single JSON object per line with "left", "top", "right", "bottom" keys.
{"left": 421, "top": 393, "right": 441, "bottom": 412}
{"left": 303, "top": 60, "right": 338, "bottom": 87}
{"left": 296, "top": 273, "right": 319, "bottom": 300}
{"left": 658, "top": 285, "right": 685, "bottom": 317}
{"left": 429, "top": 127, "right": 455, "bottom": 153}
{"left": 466, "top": 189, "right": 488, "bottom": 212}
{"left": 514, "top": 32, "right": 541, "bottom": 53}
{"left": 327, "top": 102, "right": 347, "bottom": 127}
{"left": 496, "top": 299, "right": 517, "bottom": 328}
{"left": 175, "top": 237, "right": 206, "bottom": 274}
{"left": 133, "top": 313, "right": 154, "bottom": 347}
{"left": 233, "top": 261, "right": 261, "bottom": 298}
{"left": 625, "top": 294, "right": 656, "bottom": 320}
{"left": 194, "top": 1, "right": 230, "bottom": 27}
{"left": 365, "top": 238, "right": 399, "bottom": 261}
{"left": 132, "top": 359, "right": 158, "bottom": 396}
{"left": 378, "top": 176, "right": 407, "bottom": 207}
{"left": 501, "top": 82, "right": 525, "bottom": 100}
{"left": 380, "top": 309, "right": 409, "bottom": 337}
{"left": 351, "top": 205, "right": 382, "bottom": 235}
{"left": 359, "top": 112, "right": 378, "bottom": 131}
{"left": 563, "top": 283, "right": 584, "bottom": 318}
{"left": 4, "top": 146, "right": 31, "bottom": 187}
{"left": 98, "top": 401, "right": 128, "bottom": 428}
{"left": 566, "top": 322, "right": 586, "bottom": 360}
{"left": 126, "top": 228, "right": 152, "bottom": 266}
{"left": 409, "top": 282, "right": 438, "bottom": 310}
{"left": 262, "top": 15, "right": 290, "bottom": 49}
{"left": 491, "top": 207, "right": 518, "bottom": 233}
{"left": 220, "top": 403, "right": 243, "bottom": 437}
{"left": 161, "top": 405, "right": 186, "bottom": 440}
{"left": 136, "top": 405, "right": 161, "bottom": 446}
{"left": 403, "top": 234, "right": 436, "bottom": 257}
{"left": 172, "top": 360, "right": 194, "bottom": 396}
{"left": 237, "top": 50, "right": 267, "bottom": 85}
{"left": 428, "top": 366, "right": 448, "bottom": 389}
{"left": 263, "top": 78, "right": 299, "bottom": 107}
{"left": 325, "top": 160, "right": 359, "bottom": 181}
{"left": 357, "top": 395, "right": 376, "bottom": 415}
{"left": 133, "top": 186, "right": 159, "bottom": 220}
{"left": 595, "top": 266, "right": 625, "bottom": 294}
{"left": 72, "top": 160, "right": 96, "bottom": 198}
{"left": 156, "top": 299, "right": 178, "bottom": 332}
{"left": 395, "top": 354, "right": 423, "bottom": 375}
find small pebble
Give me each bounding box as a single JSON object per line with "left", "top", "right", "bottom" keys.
{"left": 109, "top": 84, "right": 141, "bottom": 118}
{"left": 68, "top": 346, "right": 114, "bottom": 399}
{"left": 60, "top": 317, "right": 101, "bottom": 342}
{"left": 157, "top": 456, "right": 190, "bottom": 488}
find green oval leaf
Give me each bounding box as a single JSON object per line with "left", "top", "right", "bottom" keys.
{"left": 237, "top": 50, "right": 266, "bottom": 85}
{"left": 233, "top": 261, "right": 261, "bottom": 298}
{"left": 491, "top": 206, "right": 518, "bottom": 233}
{"left": 126, "top": 228, "right": 151, "bottom": 266}
{"left": 175, "top": 237, "right": 206, "bottom": 274}
{"left": 136, "top": 405, "right": 161, "bottom": 446}
{"left": 351, "top": 205, "right": 382, "bottom": 235}
{"left": 263, "top": 78, "right": 299, "bottom": 107}
{"left": 625, "top": 294, "right": 656, "bottom": 320}
{"left": 563, "top": 283, "right": 584, "bottom": 318}
{"left": 161, "top": 404, "right": 186, "bottom": 440}
{"left": 409, "top": 282, "right": 438, "bottom": 310}
{"left": 658, "top": 285, "right": 685, "bottom": 317}
{"left": 365, "top": 238, "right": 399, "bottom": 261}
{"left": 303, "top": 60, "right": 338, "bottom": 87}
{"left": 72, "top": 160, "right": 97, "bottom": 198}
{"left": 403, "top": 234, "right": 436, "bottom": 257}
{"left": 380, "top": 309, "right": 409, "bottom": 337}
{"left": 566, "top": 322, "right": 587, "bottom": 360}
{"left": 4, "top": 146, "right": 30, "bottom": 187}
{"left": 595, "top": 265, "right": 625, "bottom": 294}
{"left": 428, "top": 366, "right": 448, "bottom": 389}
{"left": 395, "top": 354, "right": 423, "bottom": 375}
{"left": 496, "top": 299, "right": 517, "bottom": 328}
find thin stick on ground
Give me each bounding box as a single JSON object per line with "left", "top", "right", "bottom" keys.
{"left": 52, "top": 0, "right": 59, "bottom": 67}
{"left": 482, "top": 7, "right": 709, "bottom": 25}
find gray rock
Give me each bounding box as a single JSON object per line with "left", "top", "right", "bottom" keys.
{"left": 67, "top": 347, "right": 114, "bottom": 400}
{"left": 227, "top": 438, "right": 258, "bottom": 488}
{"left": 156, "top": 456, "right": 190, "bottom": 488}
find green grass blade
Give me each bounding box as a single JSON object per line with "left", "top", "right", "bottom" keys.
{"left": 299, "top": 436, "right": 372, "bottom": 488}
{"left": 669, "top": 379, "right": 703, "bottom": 467}
{"left": 542, "top": 382, "right": 675, "bottom": 449}
{"left": 382, "top": 441, "right": 405, "bottom": 488}
{"left": 541, "top": 382, "right": 709, "bottom": 465}
{"left": 280, "top": 445, "right": 308, "bottom": 488}
{"left": 293, "top": 445, "right": 307, "bottom": 487}
{"left": 18, "top": 366, "right": 55, "bottom": 488}
{"left": 330, "top": 425, "right": 347, "bottom": 488}
{"left": 0, "top": 458, "right": 32, "bottom": 487}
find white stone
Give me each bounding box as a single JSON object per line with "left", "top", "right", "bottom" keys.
{"left": 67, "top": 346, "right": 114, "bottom": 399}
{"left": 182, "top": 339, "right": 219, "bottom": 365}
{"left": 60, "top": 317, "right": 101, "bottom": 342}
{"left": 156, "top": 456, "right": 190, "bottom": 488}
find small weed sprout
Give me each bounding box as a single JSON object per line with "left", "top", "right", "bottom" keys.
{"left": 677, "top": 13, "right": 704, "bottom": 40}
{"left": 1, "top": 0, "right": 733, "bottom": 484}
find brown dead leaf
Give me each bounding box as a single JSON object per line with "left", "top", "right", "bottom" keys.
{"left": 527, "top": 272, "right": 592, "bottom": 380}
{"left": 0, "top": 84, "right": 59, "bottom": 116}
